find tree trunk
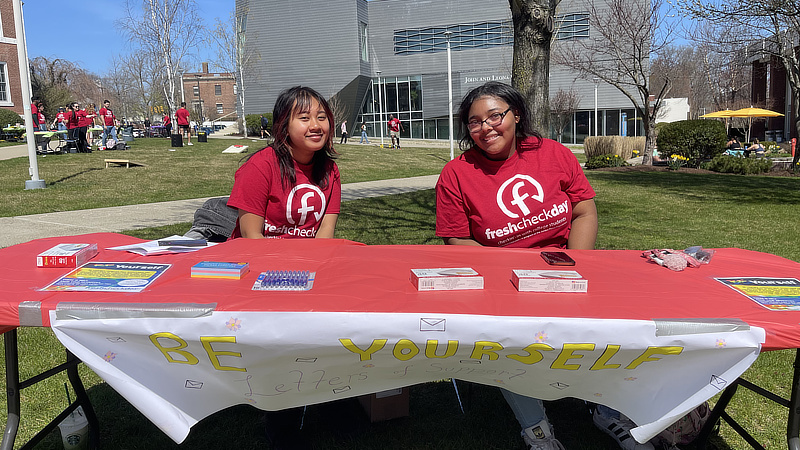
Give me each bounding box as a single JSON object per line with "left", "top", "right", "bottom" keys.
{"left": 510, "top": 0, "right": 557, "bottom": 135}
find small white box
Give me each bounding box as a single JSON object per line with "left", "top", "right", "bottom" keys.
{"left": 36, "top": 243, "right": 98, "bottom": 268}
{"left": 512, "top": 270, "right": 588, "bottom": 292}
{"left": 410, "top": 268, "right": 484, "bottom": 291}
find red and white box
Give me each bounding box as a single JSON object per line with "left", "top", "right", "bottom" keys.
{"left": 36, "top": 243, "right": 99, "bottom": 268}
{"left": 512, "top": 269, "right": 588, "bottom": 292}
{"left": 410, "top": 268, "right": 484, "bottom": 291}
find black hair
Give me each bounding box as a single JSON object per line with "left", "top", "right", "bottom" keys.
{"left": 456, "top": 81, "right": 542, "bottom": 151}
{"left": 247, "top": 86, "right": 337, "bottom": 188}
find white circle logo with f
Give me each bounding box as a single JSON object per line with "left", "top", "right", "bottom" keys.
{"left": 286, "top": 184, "right": 327, "bottom": 225}
{"left": 496, "top": 175, "right": 544, "bottom": 218}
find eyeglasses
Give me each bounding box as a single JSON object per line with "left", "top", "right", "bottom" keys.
{"left": 467, "top": 108, "right": 512, "bottom": 132}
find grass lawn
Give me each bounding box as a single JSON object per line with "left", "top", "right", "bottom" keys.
{"left": 2, "top": 150, "right": 800, "bottom": 448}
{"left": 0, "top": 137, "right": 451, "bottom": 217}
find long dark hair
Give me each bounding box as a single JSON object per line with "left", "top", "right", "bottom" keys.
{"left": 456, "top": 81, "right": 542, "bottom": 151}
{"left": 251, "top": 86, "right": 337, "bottom": 188}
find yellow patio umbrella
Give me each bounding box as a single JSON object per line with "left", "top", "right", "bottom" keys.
{"left": 700, "top": 110, "right": 737, "bottom": 118}
{"left": 728, "top": 107, "right": 784, "bottom": 142}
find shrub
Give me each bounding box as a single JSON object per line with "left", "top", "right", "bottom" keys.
{"left": 702, "top": 155, "right": 772, "bottom": 175}
{"left": 584, "top": 154, "right": 630, "bottom": 169}
{"left": 0, "top": 108, "right": 23, "bottom": 128}
{"left": 245, "top": 113, "right": 273, "bottom": 136}
{"left": 584, "top": 136, "right": 645, "bottom": 159}
{"left": 657, "top": 119, "right": 727, "bottom": 166}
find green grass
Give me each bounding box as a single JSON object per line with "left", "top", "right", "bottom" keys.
{"left": 3, "top": 154, "right": 800, "bottom": 448}
{"left": 0, "top": 138, "right": 451, "bottom": 217}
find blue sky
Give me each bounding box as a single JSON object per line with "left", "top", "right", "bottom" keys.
{"left": 22, "top": 0, "right": 232, "bottom": 75}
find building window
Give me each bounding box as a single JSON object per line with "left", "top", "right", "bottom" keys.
{"left": 215, "top": 84, "right": 222, "bottom": 96}
{"left": 193, "top": 86, "right": 199, "bottom": 97}
{"left": 393, "top": 21, "right": 512, "bottom": 55}
{"left": 216, "top": 104, "right": 224, "bottom": 114}
{"left": 360, "top": 22, "right": 369, "bottom": 62}
{"left": 0, "top": 63, "right": 8, "bottom": 104}
{"left": 555, "top": 13, "right": 590, "bottom": 40}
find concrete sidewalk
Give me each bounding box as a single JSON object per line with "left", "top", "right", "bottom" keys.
{"left": 0, "top": 175, "right": 439, "bottom": 248}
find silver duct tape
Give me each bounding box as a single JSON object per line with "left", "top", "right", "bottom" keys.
{"left": 654, "top": 318, "right": 750, "bottom": 336}
{"left": 55, "top": 303, "right": 217, "bottom": 321}
{"left": 19, "top": 301, "right": 43, "bottom": 327}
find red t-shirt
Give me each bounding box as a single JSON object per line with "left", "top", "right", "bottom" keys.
{"left": 77, "top": 110, "right": 91, "bottom": 128}
{"left": 98, "top": 107, "right": 115, "bottom": 126}
{"left": 163, "top": 115, "right": 171, "bottom": 126}
{"left": 435, "top": 136, "right": 595, "bottom": 249}
{"left": 176, "top": 108, "right": 190, "bottom": 126}
{"left": 56, "top": 112, "right": 66, "bottom": 123}
{"left": 37, "top": 112, "right": 45, "bottom": 125}
{"left": 227, "top": 147, "right": 341, "bottom": 239}
{"left": 31, "top": 103, "right": 38, "bottom": 115}
{"left": 66, "top": 110, "right": 82, "bottom": 129}
{"left": 388, "top": 118, "right": 401, "bottom": 132}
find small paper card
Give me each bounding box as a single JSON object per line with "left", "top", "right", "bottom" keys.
{"left": 512, "top": 270, "right": 588, "bottom": 292}
{"left": 410, "top": 268, "right": 484, "bottom": 291}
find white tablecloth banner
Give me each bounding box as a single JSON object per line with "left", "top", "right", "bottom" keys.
{"left": 51, "top": 309, "right": 765, "bottom": 443}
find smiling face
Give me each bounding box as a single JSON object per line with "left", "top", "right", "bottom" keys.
{"left": 468, "top": 96, "right": 519, "bottom": 161}
{"left": 287, "top": 98, "right": 330, "bottom": 164}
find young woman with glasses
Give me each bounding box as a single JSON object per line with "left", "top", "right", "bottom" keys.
{"left": 435, "top": 81, "right": 599, "bottom": 450}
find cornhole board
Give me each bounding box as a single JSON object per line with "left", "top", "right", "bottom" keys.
{"left": 222, "top": 145, "right": 249, "bottom": 153}
{"left": 104, "top": 159, "right": 146, "bottom": 169}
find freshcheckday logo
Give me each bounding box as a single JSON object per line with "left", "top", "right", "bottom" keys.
{"left": 264, "top": 184, "right": 327, "bottom": 237}
{"left": 486, "top": 174, "right": 568, "bottom": 240}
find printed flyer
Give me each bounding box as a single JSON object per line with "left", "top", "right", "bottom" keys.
{"left": 40, "top": 262, "right": 171, "bottom": 292}
{"left": 716, "top": 277, "right": 800, "bottom": 311}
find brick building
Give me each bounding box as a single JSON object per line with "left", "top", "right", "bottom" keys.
{"left": 181, "top": 62, "right": 237, "bottom": 123}
{"left": 0, "top": 0, "right": 24, "bottom": 116}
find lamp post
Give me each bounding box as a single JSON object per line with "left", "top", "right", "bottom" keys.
{"left": 12, "top": 0, "right": 44, "bottom": 189}
{"left": 593, "top": 77, "right": 599, "bottom": 137}
{"left": 194, "top": 74, "right": 203, "bottom": 124}
{"left": 376, "top": 70, "right": 385, "bottom": 148}
{"left": 445, "top": 30, "right": 454, "bottom": 160}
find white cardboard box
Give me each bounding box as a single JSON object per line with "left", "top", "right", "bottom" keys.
{"left": 512, "top": 269, "right": 588, "bottom": 292}
{"left": 410, "top": 268, "right": 484, "bottom": 291}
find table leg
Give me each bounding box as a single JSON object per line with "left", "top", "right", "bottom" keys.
{"left": 1, "top": 329, "right": 20, "bottom": 450}
{"left": 788, "top": 349, "right": 800, "bottom": 450}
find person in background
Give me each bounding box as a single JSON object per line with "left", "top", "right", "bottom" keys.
{"left": 66, "top": 102, "right": 88, "bottom": 153}
{"left": 36, "top": 103, "right": 47, "bottom": 131}
{"left": 387, "top": 114, "right": 403, "bottom": 149}
{"left": 30, "top": 97, "right": 39, "bottom": 127}
{"left": 436, "top": 82, "right": 643, "bottom": 450}
{"left": 82, "top": 104, "right": 98, "bottom": 150}
{"left": 52, "top": 107, "right": 67, "bottom": 131}
{"left": 339, "top": 120, "right": 348, "bottom": 144}
{"left": 359, "top": 122, "right": 370, "bottom": 144}
{"left": 726, "top": 136, "right": 741, "bottom": 150}
{"left": 748, "top": 138, "right": 765, "bottom": 157}
{"left": 98, "top": 100, "right": 118, "bottom": 150}
{"left": 176, "top": 101, "right": 192, "bottom": 145}
{"left": 227, "top": 85, "right": 340, "bottom": 241}
{"left": 260, "top": 114, "right": 271, "bottom": 139}
{"left": 163, "top": 111, "right": 172, "bottom": 137}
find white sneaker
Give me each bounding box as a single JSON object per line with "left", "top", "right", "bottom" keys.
{"left": 187, "top": 142, "right": 193, "bottom": 146}
{"left": 521, "top": 419, "right": 565, "bottom": 450}
{"left": 593, "top": 409, "right": 654, "bottom": 450}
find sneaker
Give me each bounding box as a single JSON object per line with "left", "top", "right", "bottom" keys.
{"left": 187, "top": 142, "right": 193, "bottom": 146}
{"left": 521, "top": 419, "right": 565, "bottom": 450}
{"left": 593, "top": 409, "right": 654, "bottom": 450}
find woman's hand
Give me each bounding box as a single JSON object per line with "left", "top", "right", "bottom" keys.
{"left": 567, "top": 199, "right": 598, "bottom": 250}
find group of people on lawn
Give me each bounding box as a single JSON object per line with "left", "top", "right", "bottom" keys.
{"left": 223, "top": 82, "right": 664, "bottom": 450}
{"left": 31, "top": 97, "right": 120, "bottom": 153}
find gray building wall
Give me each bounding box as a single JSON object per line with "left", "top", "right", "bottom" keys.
{"left": 237, "top": 0, "right": 644, "bottom": 136}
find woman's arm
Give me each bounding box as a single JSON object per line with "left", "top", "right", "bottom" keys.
{"left": 567, "top": 199, "right": 598, "bottom": 250}
{"left": 237, "top": 210, "right": 266, "bottom": 239}
{"left": 315, "top": 214, "right": 338, "bottom": 238}
{"left": 443, "top": 237, "right": 482, "bottom": 246}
